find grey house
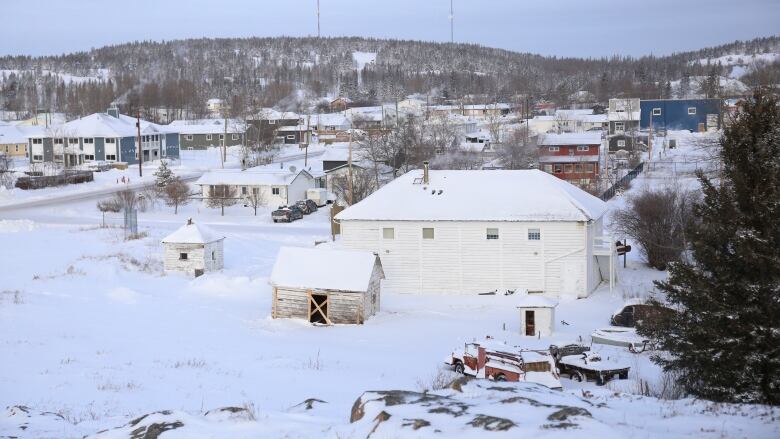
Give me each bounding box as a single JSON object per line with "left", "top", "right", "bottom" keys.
{"left": 28, "top": 108, "right": 179, "bottom": 166}
{"left": 169, "top": 119, "right": 246, "bottom": 150}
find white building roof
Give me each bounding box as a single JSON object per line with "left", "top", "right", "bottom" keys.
{"left": 336, "top": 169, "right": 608, "bottom": 222}
{"left": 169, "top": 119, "right": 245, "bottom": 134}
{"left": 29, "top": 112, "right": 173, "bottom": 138}
{"left": 195, "top": 167, "right": 310, "bottom": 187}
{"left": 539, "top": 133, "right": 602, "bottom": 146}
{"left": 162, "top": 220, "right": 224, "bottom": 244}
{"left": 516, "top": 294, "right": 558, "bottom": 308}
{"left": 0, "top": 124, "right": 43, "bottom": 144}
{"left": 314, "top": 113, "right": 349, "bottom": 127}
{"left": 269, "top": 246, "right": 380, "bottom": 292}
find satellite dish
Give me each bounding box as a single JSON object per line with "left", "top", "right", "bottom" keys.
{"left": 289, "top": 165, "right": 297, "bottom": 173}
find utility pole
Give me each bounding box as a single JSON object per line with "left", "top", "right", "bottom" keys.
{"left": 317, "top": 0, "right": 321, "bottom": 38}
{"left": 348, "top": 122, "right": 353, "bottom": 205}
{"left": 305, "top": 112, "right": 311, "bottom": 167}
{"left": 136, "top": 110, "right": 143, "bottom": 177}
{"left": 449, "top": 0, "right": 454, "bottom": 43}
{"left": 222, "top": 116, "right": 227, "bottom": 169}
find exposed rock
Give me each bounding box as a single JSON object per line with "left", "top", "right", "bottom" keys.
{"left": 129, "top": 420, "right": 183, "bottom": 439}
{"left": 402, "top": 418, "right": 431, "bottom": 430}
{"left": 547, "top": 406, "right": 592, "bottom": 422}
{"left": 467, "top": 414, "right": 515, "bottom": 431}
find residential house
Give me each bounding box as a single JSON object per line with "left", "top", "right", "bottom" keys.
{"left": 161, "top": 219, "right": 225, "bottom": 276}
{"left": 336, "top": 165, "right": 614, "bottom": 299}
{"left": 608, "top": 98, "right": 641, "bottom": 135}
{"left": 312, "top": 113, "right": 351, "bottom": 143}
{"left": 275, "top": 124, "right": 313, "bottom": 145}
{"left": 195, "top": 166, "right": 315, "bottom": 207}
{"left": 27, "top": 108, "right": 179, "bottom": 166}
{"left": 640, "top": 98, "right": 721, "bottom": 132}
{"left": 169, "top": 119, "right": 246, "bottom": 150}
{"left": 246, "top": 109, "right": 301, "bottom": 145}
{"left": 206, "top": 98, "right": 224, "bottom": 115}
{"left": 554, "top": 110, "right": 608, "bottom": 133}
{"left": 538, "top": 132, "right": 602, "bottom": 186}
{"left": 269, "top": 247, "right": 384, "bottom": 324}
{"left": 0, "top": 124, "right": 41, "bottom": 158}
{"left": 330, "top": 97, "right": 352, "bottom": 112}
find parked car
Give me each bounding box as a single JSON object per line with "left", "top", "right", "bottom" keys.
{"left": 611, "top": 300, "right": 675, "bottom": 328}
{"left": 558, "top": 352, "right": 630, "bottom": 385}
{"left": 272, "top": 206, "right": 304, "bottom": 223}
{"left": 304, "top": 199, "right": 318, "bottom": 212}
{"left": 295, "top": 199, "right": 318, "bottom": 214}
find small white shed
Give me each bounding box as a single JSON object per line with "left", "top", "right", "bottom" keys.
{"left": 161, "top": 219, "right": 225, "bottom": 276}
{"left": 517, "top": 295, "right": 558, "bottom": 337}
{"left": 269, "top": 247, "right": 384, "bottom": 324}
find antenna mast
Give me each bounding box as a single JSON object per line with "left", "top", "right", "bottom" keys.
{"left": 450, "top": 0, "right": 454, "bottom": 43}
{"left": 317, "top": 0, "right": 321, "bottom": 38}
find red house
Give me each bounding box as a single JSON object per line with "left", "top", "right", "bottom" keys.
{"left": 538, "top": 132, "right": 602, "bottom": 187}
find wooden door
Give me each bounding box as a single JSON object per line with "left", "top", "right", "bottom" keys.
{"left": 525, "top": 310, "right": 535, "bottom": 336}
{"left": 309, "top": 293, "right": 330, "bottom": 324}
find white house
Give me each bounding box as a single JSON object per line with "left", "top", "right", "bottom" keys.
{"left": 269, "top": 246, "right": 384, "bottom": 324}
{"left": 162, "top": 219, "right": 225, "bottom": 276}
{"left": 336, "top": 166, "right": 614, "bottom": 299}
{"left": 195, "top": 166, "right": 315, "bottom": 207}
{"left": 517, "top": 295, "right": 557, "bottom": 337}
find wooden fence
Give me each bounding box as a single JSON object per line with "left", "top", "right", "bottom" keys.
{"left": 15, "top": 170, "right": 94, "bottom": 190}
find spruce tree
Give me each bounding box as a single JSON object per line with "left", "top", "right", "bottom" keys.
{"left": 640, "top": 90, "right": 780, "bottom": 404}
{"left": 153, "top": 160, "right": 175, "bottom": 192}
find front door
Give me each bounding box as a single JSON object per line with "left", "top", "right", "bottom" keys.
{"left": 309, "top": 293, "right": 329, "bottom": 324}
{"left": 525, "top": 310, "right": 535, "bottom": 336}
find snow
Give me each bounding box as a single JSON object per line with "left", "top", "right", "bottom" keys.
{"left": 351, "top": 51, "right": 376, "bottom": 70}
{"left": 336, "top": 169, "right": 608, "bottom": 222}
{"left": 516, "top": 294, "right": 558, "bottom": 308}
{"left": 195, "top": 167, "right": 307, "bottom": 187}
{"left": 162, "top": 220, "right": 224, "bottom": 244}
{"left": 269, "top": 246, "right": 378, "bottom": 292}
{"left": 539, "top": 132, "right": 602, "bottom": 146}
{"left": 0, "top": 124, "right": 44, "bottom": 144}
{"left": 168, "top": 118, "right": 245, "bottom": 134}
{"left": 0, "top": 68, "right": 110, "bottom": 85}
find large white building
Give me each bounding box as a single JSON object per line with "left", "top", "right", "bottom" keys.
{"left": 336, "top": 167, "right": 614, "bottom": 299}
{"left": 195, "top": 166, "right": 315, "bottom": 207}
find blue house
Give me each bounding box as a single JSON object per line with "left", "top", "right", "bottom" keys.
{"left": 640, "top": 99, "right": 721, "bottom": 132}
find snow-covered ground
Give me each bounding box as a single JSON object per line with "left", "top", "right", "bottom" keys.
{"left": 1, "top": 131, "right": 778, "bottom": 438}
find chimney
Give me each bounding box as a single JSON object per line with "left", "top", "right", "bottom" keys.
{"left": 107, "top": 105, "right": 119, "bottom": 118}
{"left": 423, "top": 161, "right": 430, "bottom": 184}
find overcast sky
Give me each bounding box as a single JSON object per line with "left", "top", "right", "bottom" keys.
{"left": 1, "top": 0, "right": 778, "bottom": 58}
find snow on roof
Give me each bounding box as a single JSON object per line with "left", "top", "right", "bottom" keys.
{"left": 168, "top": 119, "right": 245, "bottom": 134}
{"left": 32, "top": 112, "right": 172, "bottom": 138}
{"left": 555, "top": 109, "right": 594, "bottom": 117}
{"left": 320, "top": 147, "right": 352, "bottom": 162}
{"left": 314, "top": 113, "right": 349, "bottom": 127}
{"left": 0, "top": 124, "right": 43, "bottom": 143}
{"left": 276, "top": 124, "right": 311, "bottom": 132}
{"left": 269, "top": 246, "right": 380, "bottom": 292}
{"left": 608, "top": 110, "right": 641, "bottom": 122}
{"left": 538, "top": 155, "right": 599, "bottom": 164}
{"left": 539, "top": 132, "right": 602, "bottom": 146}
{"left": 336, "top": 169, "right": 608, "bottom": 222}
{"left": 195, "top": 167, "right": 310, "bottom": 187}
{"left": 162, "top": 220, "right": 224, "bottom": 244}
{"left": 252, "top": 109, "right": 300, "bottom": 121}
{"left": 516, "top": 294, "right": 558, "bottom": 308}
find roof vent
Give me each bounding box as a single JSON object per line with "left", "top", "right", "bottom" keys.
{"left": 437, "top": 190, "right": 443, "bottom": 195}
{"left": 423, "top": 161, "right": 430, "bottom": 184}
{"left": 289, "top": 165, "right": 297, "bottom": 174}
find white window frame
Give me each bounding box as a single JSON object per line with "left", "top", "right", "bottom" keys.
{"left": 32, "top": 138, "right": 43, "bottom": 145}
{"left": 576, "top": 145, "right": 589, "bottom": 151}
{"left": 268, "top": 119, "right": 276, "bottom": 125}
{"left": 219, "top": 134, "right": 225, "bottom": 140}
{"left": 617, "top": 139, "right": 626, "bottom": 147}
{"left": 232, "top": 134, "right": 240, "bottom": 140}
{"left": 54, "top": 138, "right": 63, "bottom": 144}
{"left": 206, "top": 134, "right": 213, "bottom": 141}
{"left": 528, "top": 228, "right": 541, "bottom": 241}
{"left": 185, "top": 135, "right": 194, "bottom": 141}
{"left": 486, "top": 228, "right": 499, "bottom": 240}
{"left": 105, "top": 154, "right": 116, "bottom": 161}
{"left": 32, "top": 154, "right": 43, "bottom": 161}
{"left": 68, "top": 138, "right": 79, "bottom": 145}
{"left": 688, "top": 107, "right": 697, "bottom": 115}
{"left": 547, "top": 146, "right": 560, "bottom": 152}
{"left": 422, "top": 228, "right": 434, "bottom": 240}
{"left": 382, "top": 228, "right": 394, "bottom": 239}
{"left": 286, "top": 135, "right": 295, "bottom": 140}
{"left": 105, "top": 138, "right": 115, "bottom": 144}
{"left": 271, "top": 187, "right": 281, "bottom": 195}
{"left": 652, "top": 108, "right": 662, "bottom": 116}
{"left": 83, "top": 138, "right": 94, "bottom": 144}
{"left": 615, "top": 122, "right": 625, "bottom": 131}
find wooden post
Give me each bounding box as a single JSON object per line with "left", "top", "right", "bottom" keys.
{"left": 348, "top": 123, "right": 353, "bottom": 205}
{"left": 136, "top": 110, "right": 143, "bottom": 177}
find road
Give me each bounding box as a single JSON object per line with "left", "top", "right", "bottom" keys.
{"left": 0, "top": 149, "right": 325, "bottom": 214}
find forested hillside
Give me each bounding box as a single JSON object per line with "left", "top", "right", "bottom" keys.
{"left": 1, "top": 35, "right": 778, "bottom": 120}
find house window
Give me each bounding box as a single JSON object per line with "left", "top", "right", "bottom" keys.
{"left": 32, "top": 138, "right": 43, "bottom": 144}
{"left": 54, "top": 138, "right": 63, "bottom": 144}
{"left": 185, "top": 135, "right": 194, "bottom": 141}
{"left": 575, "top": 164, "right": 583, "bottom": 173}
{"left": 383, "top": 228, "right": 394, "bottom": 239}
{"left": 69, "top": 138, "right": 78, "bottom": 144}
{"left": 32, "top": 154, "right": 43, "bottom": 161}
{"left": 615, "top": 122, "right": 624, "bottom": 131}
{"left": 219, "top": 134, "right": 224, "bottom": 140}
{"left": 548, "top": 146, "right": 560, "bottom": 152}
{"left": 617, "top": 139, "right": 626, "bottom": 147}
{"left": 232, "top": 134, "right": 239, "bottom": 140}
{"left": 577, "top": 145, "right": 589, "bottom": 151}
{"left": 553, "top": 164, "right": 562, "bottom": 173}
{"left": 271, "top": 187, "right": 280, "bottom": 195}
{"left": 543, "top": 164, "right": 553, "bottom": 173}
{"left": 268, "top": 119, "right": 276, "bottom": 125}
{"left": 252, "top": 187, "right": 259, "bottom": 195}
{"left": 564, "top": 164, "right": 573, "bottom": 173}
{"left": 422, "top": 228, "right": 434, "bottom": 239}
{"left": 179, "top": 253, "right": 188, "bottom": 260}
{"left": 241, "top": 186, "right": 248, "bottom": 195}
{"left": 83, "top": 138, "right": 94, "bottom": 144}
{"left": 106, "top": 154, "right": 116, "bottom": 161}
{"left": 286, "top": 135, "right": 295, "bottom": 140}
{"left": 84, "top": 154, "right": 95, "bottom": 161}
{"left": 688, "top": 107, "right": 697, "bottom": 115}
{"left": 206, "top": 134, "right": 212, "bottom": 141}
{"left": 105, "top": 138, "right": 115, "bottom": 144}
{"left": 587, "top": 163, "right": 595, "bottom": 172}
{"left": 212, "top": 251, "right": 216, "bottom": 261}
{"left": 528, "top": 228, "right": 541, "bottom": 241}
{"left": 652, "top": 108, "right": 662, "bottom": 116}
{"left": 486, "top": 228, "right": 499, "bottom": 240}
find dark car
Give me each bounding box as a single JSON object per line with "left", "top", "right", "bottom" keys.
{"left": 295, "top": 200, "right": 314, "bottom": 214}
{"left": 304, "top": 199, "right": 318, "bottom": 212}
{"left": 611, "top": 302, "right": 675, "bottom": 327}
{"left": 272, "top": 206, "right": 304, "bottom": 223}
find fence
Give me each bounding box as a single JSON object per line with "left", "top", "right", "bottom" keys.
{"left": 600, "top": 162, "right": 644, "bottom": 201}
{"left": 15, "top": 170, "right": 94, "bottom": 190}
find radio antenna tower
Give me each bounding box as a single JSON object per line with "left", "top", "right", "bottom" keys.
{"left": 317, "top": 0, "right": 321, "bottom": 37}
{"left": 449, "top": 0, "right": 454, "bottom": 43}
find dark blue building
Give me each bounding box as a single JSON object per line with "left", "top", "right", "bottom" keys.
{"left": 640, "top": 99, "right": 721, "bottom": 132}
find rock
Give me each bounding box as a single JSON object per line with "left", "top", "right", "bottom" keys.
{"left": 467, "top": 414, "right": 515, "bottom": 431}
{"left": 547, "top": 406, "right": 592, "bottom": 422}
{"left": 402, "top": 418, "right": 431, "bottom": 430}
{"left": 129, "top": 420, "right": 183, "bottom": 439}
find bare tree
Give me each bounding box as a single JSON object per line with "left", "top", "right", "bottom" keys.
{"left": 113, "top": 189, "right": 148, "bottom": 212}
{"left": 96, "top": 198, "right": 121, "bottom": 227}
{"left": 0, "top": 154, "right": 14, "bottom": 189}
{"left": 206, "top": 184, "right": 238, "bottom": 216}
{"left": 244, "top": 187, "right": 267, "bottom": 216}
{"left": 330, "top": 169, "right": 377, "bottom": 205}
{"left": 163, "top": 178, "right": 191, "bottom": 214}
{"left": 496, "top": 127, "right": 537, "bottom": 169}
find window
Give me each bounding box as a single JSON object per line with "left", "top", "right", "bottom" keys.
{"left": 83, "top": 138, "right": 94, "bottom": 144}
{"left": 69, "top": 138, "right": 78, "bottom": 144}
{"left": 232, "top": 134, "right": 239, "bottom": 140}
{"left": 286, "top": 135, "right": 295, "bottom": 140}
{"left": 84, "top": 154, "right": 95, "bottom": 161}
{"left": 206, "top": 134, "right": 212, "bottom": 141}
{"left": 422, "top": 228, "right": 434, "bottom": 239}
{"left": 32, "top": 138, "right": 43, "bottom": 144}
{"left": 528, "top": 228, "right": 541, "bottom": 240}
{"left": 652, "top": 108, "right": 662, "bottom": 116}
{"left": 211, "top": 251, "right": 216, "bottom": 261}
{"left": 575, "top": 164, "right": 583, "bottom": 173}
{"left": 548, "top": 146, "right": 560, "bottom": 152}
{"left": 268, "top": 119, "right": 276, "bottom": 125}
{"left": 688, "top": 107, "right": 697, "bottom": 115}
{"left": 564, "top": 164, "right": 573, "bottom": 173}
{"left": 219, "top": 134, "right": 224, "bottom": 140}
{"left": 586, "top": 163, "right": 595, "bottom": 172}
{"left": 106, "top": 154, "right": 116, "bottom": 161}
{"left": 576, "top": 145, "right": 589, "bottom": 151}
{"left": 271, "top": 187, "right": 280, "bottom": 195}
{"left": 486, "top": 228, "right": 499, "bottom": 240}
{"left": 252, "top": 187, "right": 259, "bottom": 195}
{"left": 241, "top": 186, "right": 248, "bottom": 195}
{"left": 617, "top": 139, "right": 626, "bottom": 147}
{"left": 54, "top": 138, "right": 63, "bottom": 144}
{"left": 383, "top": 228, "right": 395, "bottom": 239}
{"left": 615, "top": 122, "right": 624, "bottom": 131}
{"left": 543, "top": 164, "right": 553, "bottom": 173}
{"left": 553, "top": 164, "right": 562, "bottom": 173}
{"left": 185, "top": 135, "right": 194, "bottom": 141}
{"left": 154, "top": 135, "right": 159, "bottom": 141}
{"left": 179, "top": 253, "right": 188, "bottom": 260}
{"left": 32, "top": 154, "right": 43, "bottom": 161}
{"left": 105, "top": 138, "right": 115, "bottom": 144}
{"left": 15, "top": 145, "right": 19, "bottom": 152}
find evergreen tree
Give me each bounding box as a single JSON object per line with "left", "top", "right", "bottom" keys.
{"left": 640, "top": 90, "right": 780, "bottom": 404}
{"left": 153, "top": 160, "right": 175, "bottom": 192}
